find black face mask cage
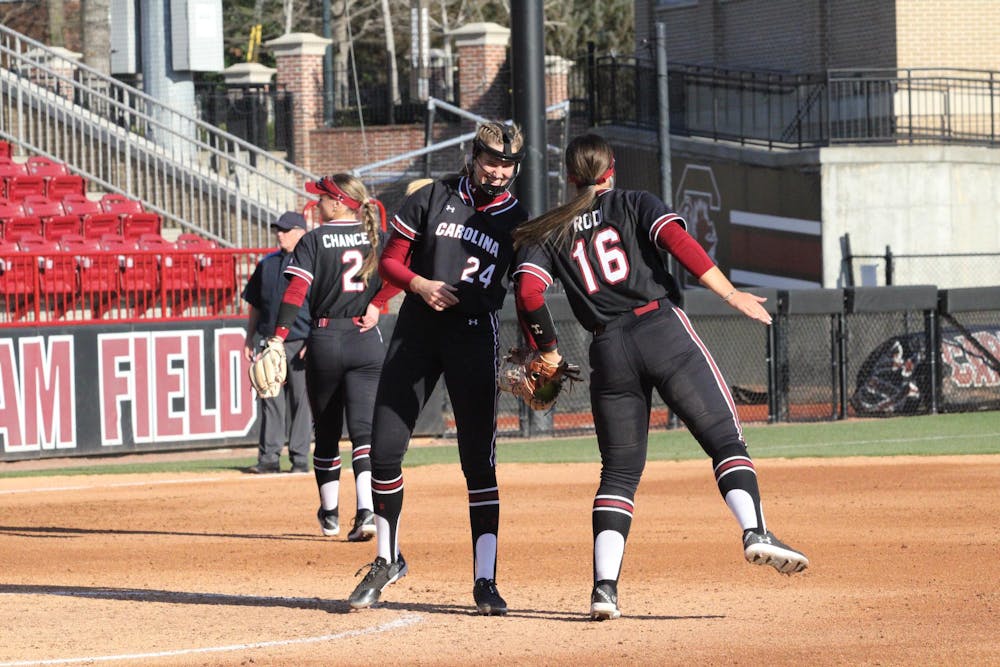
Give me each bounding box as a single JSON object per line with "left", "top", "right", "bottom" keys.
{"left": 472, "top": 128, "right": 524, "bottom": 197}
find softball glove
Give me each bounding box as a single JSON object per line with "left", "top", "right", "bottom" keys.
{"left": 499, "top": 347, "right": 581, "bottom": 411}
{"left": 248, "top": 337, "right": 287, "bottom": 399}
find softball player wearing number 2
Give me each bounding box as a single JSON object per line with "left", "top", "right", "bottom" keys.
{"left": 348, "top": 121, "right": 528, "bottom": 615}
{"left": 272, "top": 174, "right": 399, "bottom": 542}
{"left": 513, "top": 134, "right": 808, "bottom": 621}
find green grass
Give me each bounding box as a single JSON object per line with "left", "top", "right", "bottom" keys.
{"left": 1, "top": 412, "right": 997, "bottom": 479}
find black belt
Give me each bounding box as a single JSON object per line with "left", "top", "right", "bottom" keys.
{"left": 592, "top": 298, "right": 668, "bottom": 336}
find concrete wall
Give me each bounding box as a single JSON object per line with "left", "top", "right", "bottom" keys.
{"left": 597, "top": 127, "right": 1000, "bottom": 290}
{"left": 820, "top": 144, "right": 1000, "bottom": 287}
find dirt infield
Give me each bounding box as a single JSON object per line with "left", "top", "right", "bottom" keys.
{"left": 1, "top": 454, "right": 998, "bottom": 666}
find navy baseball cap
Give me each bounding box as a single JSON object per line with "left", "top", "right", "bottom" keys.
{"left": 271, "top": 211, "right": 307, "bottom": 231}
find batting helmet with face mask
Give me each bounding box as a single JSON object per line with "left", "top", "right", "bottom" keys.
{"left": 472, "top": 125, "right": 525, "bottom": 197}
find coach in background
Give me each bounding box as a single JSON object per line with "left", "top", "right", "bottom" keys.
{"left": 242, "top": 211, "right": 313, "bottom": 474}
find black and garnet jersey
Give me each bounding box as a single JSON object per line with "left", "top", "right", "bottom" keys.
{"left": 392, "top": 174, "right": 528, "bottom": 314}
{"left": 514, "top": 189, "right": 686, "bottom": 332}
{"left": 284, "top": 221, "right": 387, "bottom": 319}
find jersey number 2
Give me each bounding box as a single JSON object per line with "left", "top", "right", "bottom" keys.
{"left": 571, "top": 228, "right": 629, "bottom": 293}
{"left": 460, "top": 256, "right": 496, "bottom": 287}
{"left": 342, "top": 250, "right": 365, "bottom": 292}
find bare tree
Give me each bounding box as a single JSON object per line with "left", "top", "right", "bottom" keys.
{"left": 81, "top": 0, "right": 112, "bottom": 75}
{"left": 47, "top": 0, "right": 65, "bottom": 47}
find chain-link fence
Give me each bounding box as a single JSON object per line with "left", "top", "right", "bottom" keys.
{"left": 415, "top": 285, "right": 1000, "bottom": 438}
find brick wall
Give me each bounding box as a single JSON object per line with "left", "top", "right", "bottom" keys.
{"left": 642, "top": 0, "right": 998, "bottom": 72}
{"left": 895, "top": 0, "right": 1000, "bottom": 70}
{"left": 308, "top": 125, "right": 428, "bottom": 175}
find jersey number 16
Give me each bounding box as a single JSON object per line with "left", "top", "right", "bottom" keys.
{"left": 571, "top": 228, "right": 630, "bottom": 293}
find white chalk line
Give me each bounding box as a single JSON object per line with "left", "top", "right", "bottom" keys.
{"left": 3, "top": 430, "right": 998, "bottom": 497}
{"left": 0, "top": 611, "right": 422, "bottom": 666}
{"left": 757, "top": 430, "right": 1000, "bottom": 453}
{"left": 0, "top": 473, "right": 298, "bottom": 496}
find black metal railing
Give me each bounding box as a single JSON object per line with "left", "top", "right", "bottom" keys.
{"left": 195, "top": 86, "right": 294, "bottom": 156}
{"left": 570, "top": 55, "right": 1000, "bottom": 150}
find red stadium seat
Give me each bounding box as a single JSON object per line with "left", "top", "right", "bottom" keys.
{"left": 3, "top": 175, "right": 46, "bottom": 202}
{"left": 43, "top": 215, "right": 82, "bottom": 241}
{"left": 138, "top": 233, "right": 198, "bottom": 315}
{"left": 21, "top": 195, "right": 65, "bottom": 219}
{"left": 100, "top": 193, "right": 144, "bottom": 215}
{"left": 0, "top": 199, "right": 25, "bottom": 230}
{"left": 20, "top": 196, "right": 80, "bottom": 241}
{"left": 25, "top": 156, "right": 68, "bottom": 177}
{"left": 0, "top": 158, "right": 27, "bottom": 177}
{"left": 0, "top": 237, "right": 38, "bottom": 319}
{"left": 17, "top": 235, "right": 77, "bottom": 317}
{"left": 61, "top": 234, "right": 118, "bottom": 318}
{"left": 81, "top": 213, "right": 121, "bottom": 239}
{"left": 102, "top": 234, "right": 158, "bottom": 312}
{"left": 45, "top": 175, "right": 86, "bottom": 200}
{"left": 1, "top": 215, "right": 43, "bottom": 243}
{"left": 0, "top": 141, "right": 10, "bottom": 159}
{"left": 121, "top": 212, "right": 162, "bottom": 239}
{"left": 62, "top": 193, "right": 101, "bottom": 214}
{"left": 177, "top": 235, "right": 237, "bottom": 314}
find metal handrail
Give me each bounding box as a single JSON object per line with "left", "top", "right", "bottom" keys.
{"left": 0, "top": 23, "right": 317, "bottom": 248}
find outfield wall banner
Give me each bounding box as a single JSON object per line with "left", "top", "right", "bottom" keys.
{"left": 1, "top": 319, "right": 259, "bottom": 462}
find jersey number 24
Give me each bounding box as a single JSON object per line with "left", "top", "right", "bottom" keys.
{"left": 460, "top": 256, "right": 496, "bottom": 287}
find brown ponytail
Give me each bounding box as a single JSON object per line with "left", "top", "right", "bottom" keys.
{"left": 512, "top": 134, "right": 615, "bottom": 249}
{"left": 329, "top": 173, "right": 380, "bottom": 284}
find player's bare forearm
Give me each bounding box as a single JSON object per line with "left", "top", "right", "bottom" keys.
{"left": 698, "top": 266, "right": 772, "bottom": 325}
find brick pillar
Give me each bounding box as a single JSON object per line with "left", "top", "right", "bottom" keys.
{"left": 450, "top": 22, "right": 511, "bottom": 121}
{"left": 265, "top": 32, "right": 331, "bottom": 170}
{"left": 545, "top": 55, "right": 573, "bottom": 118}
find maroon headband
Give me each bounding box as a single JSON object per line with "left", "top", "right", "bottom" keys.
{"left": 568, "top": 157, "right": 616, "bottom": 187}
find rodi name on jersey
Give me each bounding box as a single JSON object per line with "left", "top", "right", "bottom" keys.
{"left": 572, "top": 209, "right": 603, "bottom": 232}
{"left": 434, "top": 222, "right": 500, "bottom": 258}
{"left": 322, "top": 232, "right": 371, "bottom": 248}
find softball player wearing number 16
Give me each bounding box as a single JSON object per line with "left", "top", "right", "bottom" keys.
{"left": 513, "top": 133, "right": 808, "bottom": 621}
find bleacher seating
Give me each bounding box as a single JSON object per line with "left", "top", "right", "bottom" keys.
{"left": 0, "top": 157, "right": 27, "bottom": 177}
{"left": 1, "top": 214, "right": 44, "bottom": 243}
{"left": 21, "top": 195, "right": 82, "bottom": 240}
{"left": 45, "top": 175, "right": 87, "bottom": 200}
{"left": 101, "top": 233, "right": 159, "bottom": 312}
{"left": 60, "top": 233, "right": 119, "bottom": 318}
{"left": 3, "top": 175, "right": 46, "bottom": 202}
{"left": 17, "top": 233, "right": 77, "bottom": 317}
{"left": 138, "top": 233, "right": 199, "bottom": 315}
{"left": 0, "top": 200, "right": 27, "bottom": 235}
{"left": 100, "top": 193, "right": 162, "bottom": 240}
{"left": 0, "top": 237, "right": 36, "bottom": 319}
{"left": 25, "top": 156, "right": 67, "bottom": 177}
{"left": 61, "top": 193, "right": 101, "bottom": 215}
{"left": 0, "top": 150, "right": 245, "bottom": 322}
{"left": 81, "top": 212, "right": 121, "bottom": 239}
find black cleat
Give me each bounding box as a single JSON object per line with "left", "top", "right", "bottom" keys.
{"left": 589, "top": 580, "right": 621, "bottom": 620}
{"left": 346, "top": 509, "right": 376, "bottom": 542}
{"left": 743, "top": 530, "right": 809, "bottom": 574}
{"left": 348, "top": 555, "right": 408, "bottom": 609}
{"left": 317, "top": 507, "right": 340, "bottom": 537}
{"left": 473, "top": 578, "right": 508, "bottom": 616}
